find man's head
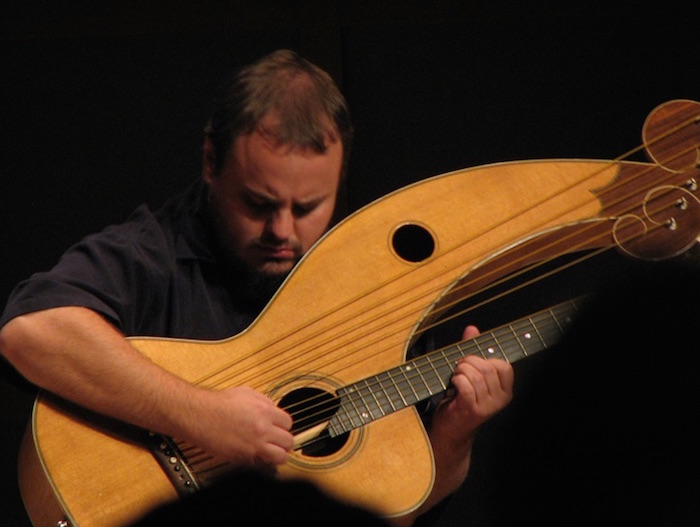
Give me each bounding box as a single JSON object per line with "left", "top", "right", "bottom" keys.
{"left": 202, "top": 50, "right": 353, "bottom": 305}
{"left": 204, "top": 49, "right": 352, "bottom": 178}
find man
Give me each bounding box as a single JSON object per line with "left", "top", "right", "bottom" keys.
{"left": 0, "top": 49, "right": 513, "bottom": 525}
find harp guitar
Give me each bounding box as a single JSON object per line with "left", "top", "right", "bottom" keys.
{"left": 18, "top": 100, "right": 700, "bottom": 526}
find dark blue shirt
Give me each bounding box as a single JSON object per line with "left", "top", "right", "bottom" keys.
{"left": 0, "top": 180, "right": 258, "bottom": 340}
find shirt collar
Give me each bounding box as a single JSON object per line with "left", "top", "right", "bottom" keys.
{"left": 173, "top": 180, "right": 219, "bottom": 264}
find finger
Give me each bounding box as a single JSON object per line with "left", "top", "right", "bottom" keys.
{"left": 247, "top": 389, "right": 293, "bottom": 430}
{"left": 268, "top": 426, "right": 294, "bottom": 453}
{"left": 450, "top": 363, "right": 483, "bottom": 407}
{"left": 258, "top": 442, "right": 291, "bottom": 466}
{"left": 269, "top": 405, "right": 293, "bottom": 430}
{"left": 450, "top": 375, "right": 476, "bottom": 409}
{"left": 455, "top": 357, "right": 491, "bottom": 391}
{"left": 491, "top": 358, "right": 515, "bottom": 394}
{"left": 452, "top": 357, "right": 507, "bottom": 408}
{"left": 458, "top": 355, "right": 510, "bottom": 393}
{"left": 462, "top": 324, "right": 480, "bottom": 340}
{"left": 256, "top": 425, "right": 294, "bottom": 465}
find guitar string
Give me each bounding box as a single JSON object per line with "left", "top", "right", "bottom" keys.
{"left": 208, "top": 204, "right": 693, "bottom": 459}
{"left": 182, "top": 107, "right": 700, "bottom": 454}
{"left": 189, "top": 299, "right": 584, "bottom": 469}
{"left": 191, "top": 112, "right": 699, "bottom": 395}
{"left": 189, "top": 111, "right": 696, "bottom": 394}
{"left": 283, "top": 155, "right": 700, "bottom": 437}
{"left": 298, "top": 302, "right": 584, "bottom": 444}
{"left": 266, "top": 178, "right": 696, "bottom": 450}
{"left": 291, "top": 301, "right": 582, "bottom": 440}
{"left": 182, "top": 102, "right": 700, "bottom": 470}
{"left": 258, "top": 112, "right": 700, "bottom": 431}
{"left": 187, "top": 294, "right": 579, "bottom": 467}
{"left": 177, "top": 250, "right": 600, "bottom": 468}
{"left": 182, "top": 302, "right": 576, "bottom": 473}
{"left": 282, "top": 217, "right": 692, "bottom": 443}
{"left": 198, "top": 242, "right": 691, "bottom": 461}
{"left": 190, "top": 160, "right": 684, "bottom": 402}
{"left": 175, "top": 103, "right": 699, "bottom": 466}
{"left": 186, "top": 216, "right": 698, "bottom": 468}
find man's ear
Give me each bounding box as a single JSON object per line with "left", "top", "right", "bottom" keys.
{"left": 202, "top": 136, "right": 216, "bottom": 185}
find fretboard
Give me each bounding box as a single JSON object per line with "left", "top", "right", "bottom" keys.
{"left": 327, "top": 297, "right": 582, "bottom": 437}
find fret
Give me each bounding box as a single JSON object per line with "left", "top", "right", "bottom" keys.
{"left": 359, "top": 377, "right": 386, "bottom": 420}
{"left": 471, "top": 337, "right": 486, "bottom": 359}
{"left": 509, "top": 317, "right": 542, "bottom": 358}
{"left": 412, "top": 357, "right": 436, "bottom": 397}
{"left": 327, "top": 299, "right": 582, "bottom": 436}
{"left": 532, "top": 310, "right": 560, "bottom": 347}
{"left": 416, "top": 354, "right": 448, "bottom": 393}
{"left": 490, "top": 328, "right": 511, "bottom": 361}
{"left": 551, "top": 302, "right": 578, "bottom": 335}
{"left": 343, "top": 389, "right": 366, "bottom": 429}
{"left": 375, "top": 370, "right": 406, "bottom": 410}
{"left": 396, "top": 365, "right": 420, "bottom": 406}
{"left": 350, "top": 382, "right": 384, "bottom": 422}
{"left": 402, "top": 361, "right": 433, "bottom": 401}
{"left": 527, "top": 315, "right": 547, "bottom": 349}
{"left": 329, "top": 394, "right": 354, "bottom": 435}
{"left": 429, "top": 349, "right": 456, "bottom": 389}
{"left": 550, "top": 308, "right": 565, "bottom": 333}
{"left": 332, "top": 385, "right": 377, "bottom": 435}
{"left": 501, "top": 323, "right": 528, "bottom": 362}
{"left": 438, "top": 345, "right": 463, "bottom": 378}
{"left": 472, "top": 332, "right": 507, "bottom": 361}
{"left": 328, "top": 412, "right": 349, "bottom": 437}
{"left": 445, "top": 343, "right": 467, "bottom": 363}
{"left": 437, "top": 349, "right": 457, "bottom": 382}
{"left": 375, "top": 372, "right": 398, "bottom": 413}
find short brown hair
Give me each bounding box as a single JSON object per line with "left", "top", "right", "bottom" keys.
{"left": 205, "top": 49, "right": 353, "bottom": 177}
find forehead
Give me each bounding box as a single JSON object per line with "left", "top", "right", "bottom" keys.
{"left": 227, "top": 128, "right": 343, "bottom": 199}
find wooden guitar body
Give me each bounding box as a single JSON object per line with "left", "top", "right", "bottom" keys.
{"left": 19, "top": 100, "right": 700, "bottom": 526}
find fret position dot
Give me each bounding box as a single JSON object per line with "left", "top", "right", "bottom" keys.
{"left": 487, "top": 347, "right": 495, "bottom": 354}
{"left": 524, "top": 333, "right": 531, "bottom": 339}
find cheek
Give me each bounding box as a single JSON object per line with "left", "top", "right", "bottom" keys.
{"left": 298, "top": 206, "right": 335, "bottom": 249}
{"left": 227, "top": 214, "right": 263, "bottom": 245}
{"left": 213, "top": 197, "right": 260, "bottom": 249}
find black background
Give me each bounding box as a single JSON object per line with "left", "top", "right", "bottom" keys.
{"left": 2, "top": 1, "right": 698, "bottom": 525}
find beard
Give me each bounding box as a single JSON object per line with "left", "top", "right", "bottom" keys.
{"left": 213, "top": 234, "right": 299, "bottom": 312}
{"left": 210, "top": 241, "right": 296, "bottom": 313}
{"left": 238, "top": 263, "right": 291, "bottom": 311}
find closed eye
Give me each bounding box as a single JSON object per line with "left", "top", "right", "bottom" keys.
{"left": 244, "top": 196, "right": 278, "bottom": 215}
{"left": 292, "top": 202, "right": 318, "bottom": 217}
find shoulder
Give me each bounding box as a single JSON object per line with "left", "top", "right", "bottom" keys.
{"left": 82, "top": 180, "right": 206, "bottom": 266}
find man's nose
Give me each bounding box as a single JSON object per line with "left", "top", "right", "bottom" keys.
{"left": 265, "top": 209, "right": 294, "bottom": 241}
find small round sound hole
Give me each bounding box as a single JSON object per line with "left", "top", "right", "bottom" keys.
{"left": 392, "top": 223, "right": 435, "bottom": 263}
{"left": 278, "top": 387, "right": 348, "bottom": 457}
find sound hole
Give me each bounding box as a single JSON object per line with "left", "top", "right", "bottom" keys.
{"left": 392, "top": 223, "right": 435, "bottom": 263}
{"left": 278, "top": 387, "right": 348, "bottom": 457}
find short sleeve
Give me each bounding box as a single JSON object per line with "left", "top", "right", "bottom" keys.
{"left": 0, "top": 205, "right": 173, "bottom": 334}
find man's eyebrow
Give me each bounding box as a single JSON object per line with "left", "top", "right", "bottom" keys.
{"left": 242, "top": 188, "right": 280, "bottom": 204}
{"left": 242, "top": 188, "right": 326, "bottom": 208}
{"left": 296, "top": 195, "right": 325, "bottom": 207}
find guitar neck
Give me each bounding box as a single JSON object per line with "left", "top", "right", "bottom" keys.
{"left": 328, "top": 298, "right": 583, "bottom": 436}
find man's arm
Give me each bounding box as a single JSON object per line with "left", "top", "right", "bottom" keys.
{"left": 0, "top": 306, "right": 294, "bottom": 466}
